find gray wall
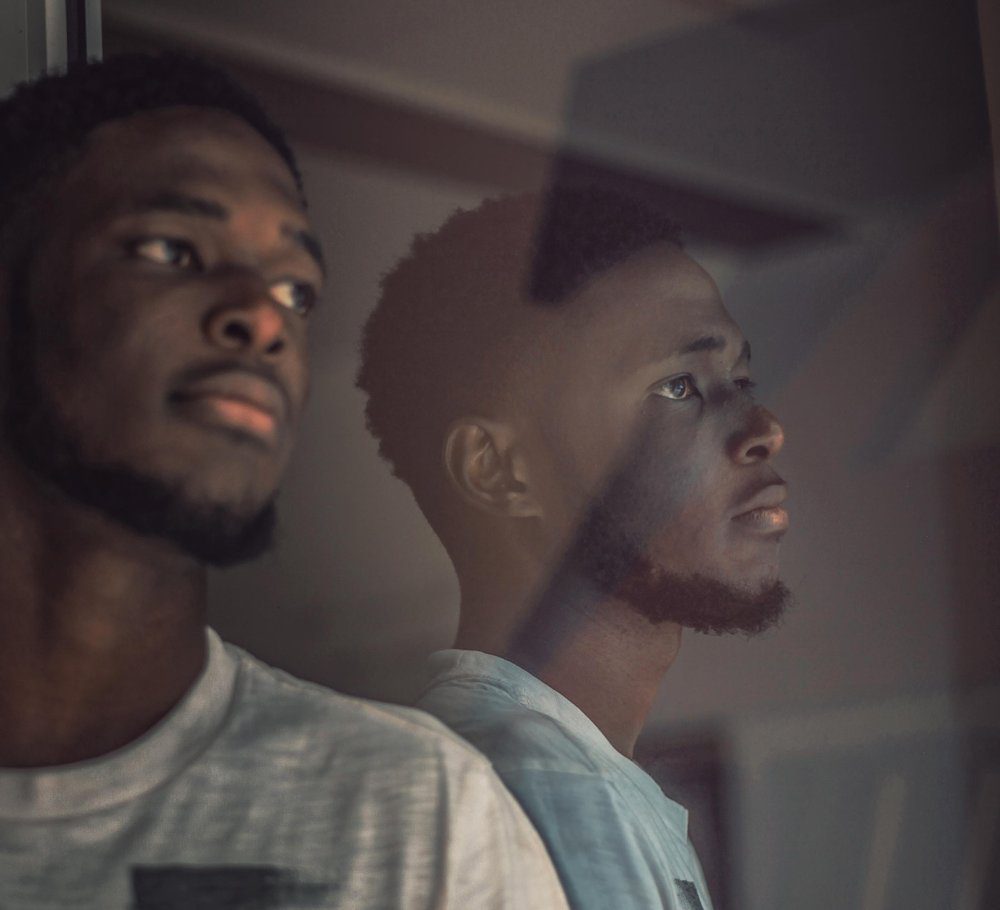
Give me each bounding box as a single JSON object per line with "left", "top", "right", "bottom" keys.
{"left": 1, "top": 0, "right": 103, "bottom": 94}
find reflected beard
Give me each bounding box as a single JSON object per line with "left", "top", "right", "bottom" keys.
{"left": 3, "top": 296, "right": 275, "bottom": 567}
{"left": 571, "top": 494, "right": 789, "bottom": 636}
{"left": 614, "top": 558, "right": 787, "bottom": 635}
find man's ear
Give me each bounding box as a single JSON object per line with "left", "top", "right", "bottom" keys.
{"left": 443, "top": 418, "right": 542, "bottom": 519}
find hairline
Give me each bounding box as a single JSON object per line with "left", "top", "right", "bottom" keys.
{"left": 0, "top": 102, "right": 304, "bottom": 275}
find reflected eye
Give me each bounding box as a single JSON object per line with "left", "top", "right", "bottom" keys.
{"left": 129, "top": 237, "right": 201, "bottom": 269}
{"left": 269, "top": 279, "right": 318, "bottom": 317}
{"left": 651, "top": 375, "right": 698, "bottom": 401}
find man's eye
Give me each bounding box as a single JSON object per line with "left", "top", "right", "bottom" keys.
{"left": 651, "top": 375, "right": 698, "bottom": 401}
{"left": 129, "top": 237, "right": 201, "bottom": 269}
{"left": 735, "top": 377, "right": 757, "bottom": 397}
{"left": 270, "top": 279, "right": 318, "bottom": 317}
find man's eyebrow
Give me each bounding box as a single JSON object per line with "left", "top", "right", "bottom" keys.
{"left": 284, "top": 225, "right": 326, "bottom": 276}
{"left": 678, "top": 336, "right": 752, "bottom": 362}
{"left": 680, "top": 335, "right": 727, "bottom": 355}
{"left": 125, "top": 193, "right": 325, "bottom": 276}
{"left": 131, "top": 192, "right": 228, "bottom": 220}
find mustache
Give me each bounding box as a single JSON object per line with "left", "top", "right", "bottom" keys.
{"left": 732, "top": 474, "right": 787, "bottom": 513}
{"left": 169, "top": 360, "right": 293, "bottom": 416}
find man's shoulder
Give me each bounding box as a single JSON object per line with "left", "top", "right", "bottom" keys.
{"left": 419, "top": 672, "right": 606, "bottom": 778}
{"left": 223, "top": 642, "right": 495, "bottom": 774}
{"left": 214, "top": 646, "right": 570, "bottom": 910}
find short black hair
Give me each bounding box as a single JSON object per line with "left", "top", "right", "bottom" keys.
{"left": 0, "top": 52, "right": 302, "bottom": 256}
{"left": 357, "top": 185, "right": 683, "bottom": 509}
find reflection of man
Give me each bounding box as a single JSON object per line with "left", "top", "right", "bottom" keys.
{"left": 358, "top": 188, "right": 789, "bottom": 909}
{"left": 0, "top": 57, "right": 567, "bottom": 910}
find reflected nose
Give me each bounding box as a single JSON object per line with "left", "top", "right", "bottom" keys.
{"left": 204, "top": 290, "right": 287, "bottom": 358}
{"left": 730, "top": 405, "right": 785, "bottom": 464}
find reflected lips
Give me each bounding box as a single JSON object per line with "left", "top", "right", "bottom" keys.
{"left": 732, "top": 505, "right": 789, "bottom": 533}
{"left": 732, "top": 483, "right": 789, "bottom": 535}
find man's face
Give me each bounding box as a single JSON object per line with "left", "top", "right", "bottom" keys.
{"left": 3, "top": 107, "right": 323, "bottom": 564}
{"left": 521, "top": 243, "right": 787, "bottom": 632}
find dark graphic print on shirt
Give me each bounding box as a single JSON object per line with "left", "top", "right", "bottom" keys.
{"left": 131, "top": 866, "right": 334, "bottom": 909}
{"left": 675, "top": 878, "right": 705, "bottom": 910}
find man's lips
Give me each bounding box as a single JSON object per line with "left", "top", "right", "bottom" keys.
{"left": 170, "top": 370, "right": 289, "bottom": 444}
{"left": 732, "top": 482, "right": 789, "bottom": 534}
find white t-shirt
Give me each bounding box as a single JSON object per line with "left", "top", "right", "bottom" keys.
{"left": 0, "top": 630, "right": 568, "bottom": 910}
{"left": 418, "top": 649, "right": 714, "bottom": 910}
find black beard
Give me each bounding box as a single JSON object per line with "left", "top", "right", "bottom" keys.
{"left": 569, "top": 493, "right": 788, "bottom": 635}
{"left": 3, "top": 285, "right": 276, "bottom": 568}
{"left": 6, "top": 398, "right": 277, "bottom": 568}
{"left": 511, "top": 495, "right": 789, "bottom": 670}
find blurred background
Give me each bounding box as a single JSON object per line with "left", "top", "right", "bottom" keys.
{"left": 4, "top": 0, "right": 998, "bottom": 906}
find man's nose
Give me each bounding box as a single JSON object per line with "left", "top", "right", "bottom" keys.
{"left": 729, "top": 405, "right": 785, "bottom": 464}
{"left": 203, "top": 281, "right": 287, "bottom": 358}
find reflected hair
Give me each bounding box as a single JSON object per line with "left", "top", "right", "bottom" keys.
{"left": 357, "top": 185, "right": 683, "bottom": 511}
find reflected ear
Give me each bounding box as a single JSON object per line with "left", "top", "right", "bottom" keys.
{"left": 443, "top": 418, "right": 542, "bottom": 519}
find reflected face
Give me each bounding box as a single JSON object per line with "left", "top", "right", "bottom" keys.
{"left": 4, "top": 108, "right": 324, "bottom": 562}
{"left": 521, "top": 244, "right": 787, "bottom": 630}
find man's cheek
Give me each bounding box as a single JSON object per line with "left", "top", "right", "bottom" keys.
{"left": 631, "top": 421, "right": 704, "bottom": 513}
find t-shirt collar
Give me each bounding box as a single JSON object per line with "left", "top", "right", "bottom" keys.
{"left": 0, "top": 628, "right": 237, "bottom": 820}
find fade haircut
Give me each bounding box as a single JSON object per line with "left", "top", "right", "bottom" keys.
{"left": 357, "top": 185, "right": 683, "bottom": 515}
{"left": 0, "top": 52, "right": 301, "bottom": 269}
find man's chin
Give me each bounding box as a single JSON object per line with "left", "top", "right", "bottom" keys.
{"left": 45, "top": 455, "right": 278, "bottom": 567}
{"left": 568, "top": 507, "right": 789, "bottom": 635}
{"left": 9, "top": 417, "right": 276, "bottom": 566}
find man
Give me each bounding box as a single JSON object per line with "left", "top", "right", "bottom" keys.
{"left": 357, "top": 187, "right": 789, "bottom": 910}
{"left": 0, "top": 55, "right": 568, "bottom": 910}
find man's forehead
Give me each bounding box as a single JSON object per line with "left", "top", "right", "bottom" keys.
{"left": 564, "top": 244, "right": 716, "bottom": 317}
{"left": 76, "top": 108, "right": 300, "bottom": 209}
{"left": 94, "top": 105, "right": 262, "bottom": 152}
{"left": 554, "top": 244, "right": 737, "bottom": 362}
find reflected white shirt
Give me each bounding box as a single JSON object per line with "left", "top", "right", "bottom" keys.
{"left": 419, "top": 648, "right": 714, "bottom": 910}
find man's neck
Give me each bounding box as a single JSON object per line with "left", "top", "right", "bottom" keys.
{"left": 456, "top": 569, "right": 681, "bottom": 759}
{"left": 0, "top": 456, "right": 208, "bottom": 767}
